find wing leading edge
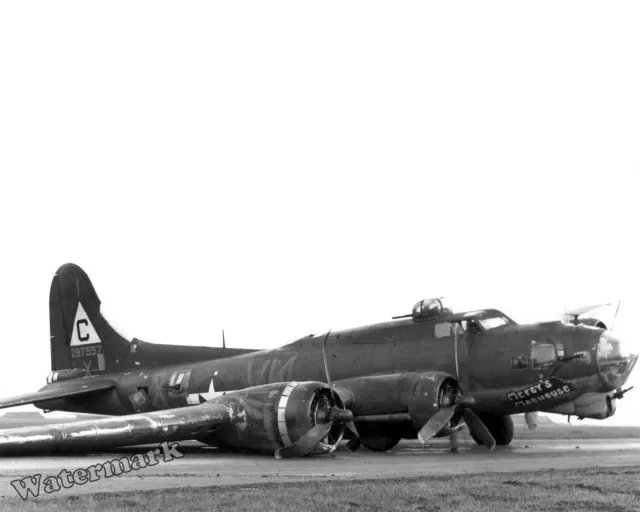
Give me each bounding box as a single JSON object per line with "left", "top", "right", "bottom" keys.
{"left": 0, "top": 398, "right": 235, "bottom": 455}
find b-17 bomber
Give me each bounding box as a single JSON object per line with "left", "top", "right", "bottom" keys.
{"left": 0, "top": 264, "right": 636, "bottom": 458}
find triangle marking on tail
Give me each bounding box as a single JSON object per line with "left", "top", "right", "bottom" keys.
{"left": 70, "top": 302, "right": 102, "bottom": 346}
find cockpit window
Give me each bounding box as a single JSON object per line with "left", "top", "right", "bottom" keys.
{"left": 477, "top": 316, "right": 511, "bottom": 330}
{"left": 531, "top": 341, "right": 556, "bottom": 368}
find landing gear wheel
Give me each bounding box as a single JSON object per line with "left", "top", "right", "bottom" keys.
{"left": 470, "top": 414, "right": 514, "bottom": 446}
{"left": 360, "top": 435, "right": 401, "bottom": 452}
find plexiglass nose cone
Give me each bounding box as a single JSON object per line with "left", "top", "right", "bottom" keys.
{"left": 597, "top": 331, "right": 638, "bottom": 390}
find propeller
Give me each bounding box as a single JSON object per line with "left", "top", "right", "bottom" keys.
{"left": 610, "top": 300, "right": 622, "bottom": 331}
{"left": 415, "top": 322, "right": 496, "bottom": 449}
{"left": 415, "top": 392, "right": 496, "bottom": 450}
{"left": 320, "top": 330, "right": 361, "bottom": 449}
{"left": 275, "top": 423, "right": 335, "bottom": 460}
{"left": 560, "top": 301, "right": 620, "bottom": 328}
{"left": 274, "top": 330, "right": 360, "bottom": 459}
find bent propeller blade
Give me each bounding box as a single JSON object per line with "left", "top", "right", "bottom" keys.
{"left": 417, "top": 407, "right": 456, "bottom": 444}
{"left": 346, "top": 436, "right": 361, "bottom": 452}
{"left": 463, "top": 409, "right": 496, "bottom": 450}
{"left": 524, "top": 412, "right": 538, "bottom": 430}
{"left": 321, "top": 330, "right": 334, "bottom": 393}
{"left": 344, "top": 420, "right": 361, "bottom": 451}
{"left": 274, "top": 421, "right": 333, "bottom": 459}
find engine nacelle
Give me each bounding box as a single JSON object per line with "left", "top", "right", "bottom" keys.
{"left": 198, "top": 381, "right": 344, "bottom": 455}
{"left": 543, "top": 392, "right": 616, "bottom": 420}
{"left": 337, "top": 371, "right": 463, "bottom": 437}
{"left": 577, "top": 318, "right": 607, "bottom": 330}
{"left": 409, "top": 372, "right": 462, "bottom": 431}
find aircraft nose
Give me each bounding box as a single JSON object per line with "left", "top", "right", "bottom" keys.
{"left": 597, "top": 330, "right": 638, "bottom": 391}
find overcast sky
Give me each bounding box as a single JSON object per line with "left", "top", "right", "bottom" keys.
{"left": 0, "top": 2, "right": 638, "bottom": 426}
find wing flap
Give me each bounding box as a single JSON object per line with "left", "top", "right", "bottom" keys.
{"left": 0, "top": 380, "right": 117, "bottom": 410}
{"left": 0, "top": 399, "right": 234, "bottom": 455}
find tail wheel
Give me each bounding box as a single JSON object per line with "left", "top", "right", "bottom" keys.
{"left": 470, "top": 414, "right": 514, "bottom": 446}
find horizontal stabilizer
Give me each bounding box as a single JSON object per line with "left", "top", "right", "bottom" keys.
{"left": 0, "top": 380, "right": 116, "bottom": 410}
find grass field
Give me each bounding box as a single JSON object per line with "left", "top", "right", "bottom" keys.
{"left": 2, "top": 466, "right": 639, "bottom": 512}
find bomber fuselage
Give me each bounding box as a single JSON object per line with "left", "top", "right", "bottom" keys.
{"left": 37, "top": 308, "right": 637, "bottom": 421}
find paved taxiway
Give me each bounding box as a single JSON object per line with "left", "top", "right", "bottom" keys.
{"left": 0, "top": 438, "right": 638, "bottom": 499}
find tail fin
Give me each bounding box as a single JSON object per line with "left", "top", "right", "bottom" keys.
{"left": 49, "top": 263, "right": 132, "bottom": 374}
{"left": 49, "top": 263, "right": 259, "bottom": 375}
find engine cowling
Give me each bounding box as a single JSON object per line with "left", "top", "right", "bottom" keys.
{"left": 337, "top": 371, "right": 464, "bottom": 438}
{"left": 198, "top": 381, "right": 345, "bottom": 455}
{"left": 577, "top": 318, "right": 607, "bottom": 330}
{"left": 408, "top": 372, "right": 464, "bottom": 435}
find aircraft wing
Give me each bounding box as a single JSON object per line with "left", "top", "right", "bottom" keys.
{"left": 0, "top": 379, "right": 116, "bottom": 410}
{"left": 0, "top": 398, "right": 233, "bottom": 455}
{"left": 0, "top": 380, "right": 355, "bottom": 459}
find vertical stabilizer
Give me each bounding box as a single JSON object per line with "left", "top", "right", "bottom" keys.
{"left": 49, "top": 264, "right": 258, "bottom": 375}
{"left": 49, "top": 264, "right": 131, "bottom": 374}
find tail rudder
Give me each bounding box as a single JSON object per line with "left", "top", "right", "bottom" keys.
{"left": 49, "top": 263, "right": 131, "bottom": 374}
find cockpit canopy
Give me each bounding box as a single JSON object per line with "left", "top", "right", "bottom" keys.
{"left": 394, "top": 298, "right": 515, "bottom": 332}
{"left": 433, "top": 309, "right": 516, "bottom": 338}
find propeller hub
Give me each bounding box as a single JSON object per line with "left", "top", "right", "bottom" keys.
{"left": 456, "top": 396, "right": 476, "bottom": 407}
{"left": 315, "top": 409, "right": 332, "bottom": 423}
{"left": 331, "top": 408, "right": 353, "bottom": 423}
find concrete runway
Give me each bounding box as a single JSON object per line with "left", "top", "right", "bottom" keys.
{"left": 0, "top": 438, "right": 638, "bottom": 499}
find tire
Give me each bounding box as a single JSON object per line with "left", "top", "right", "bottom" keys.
{"left": 360, "top": 435, "right": 402, "bottom": 452}
{"left": 470, "top": 414, "right": 514, "bottom": 446}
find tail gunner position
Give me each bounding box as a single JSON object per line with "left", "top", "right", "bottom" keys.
{"left": 0, "top": 264, "right": 636, "bottom": 457}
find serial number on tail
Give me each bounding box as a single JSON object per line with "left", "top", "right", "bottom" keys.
{"left": 71, "top": 345, "right": 103, "bottom": 358}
